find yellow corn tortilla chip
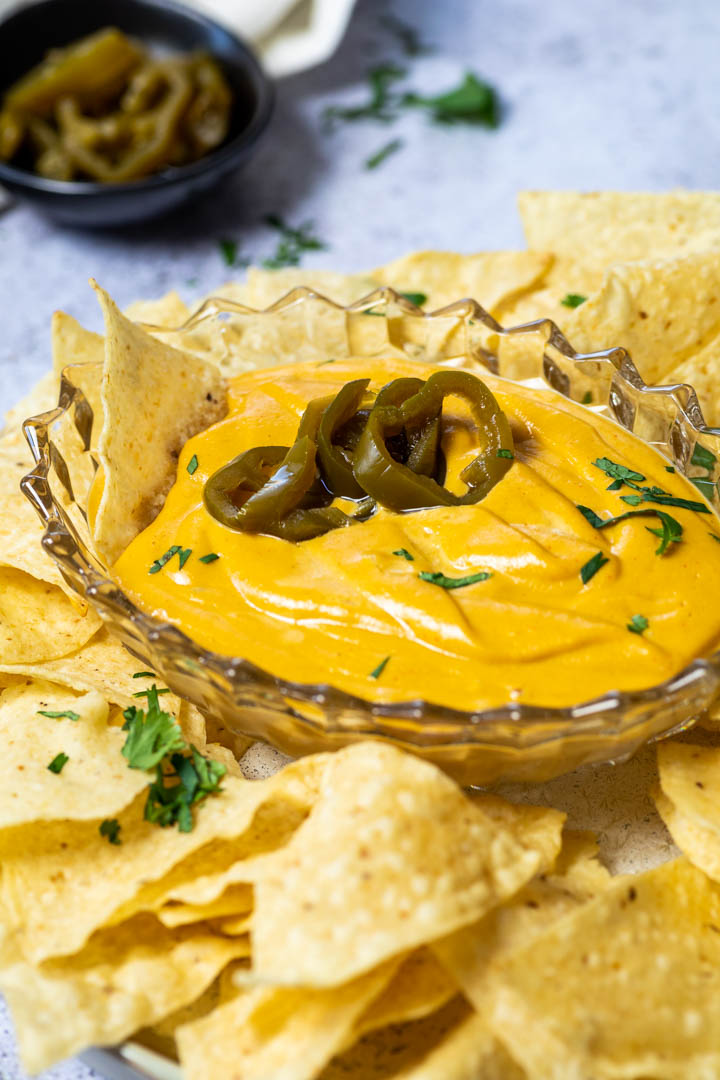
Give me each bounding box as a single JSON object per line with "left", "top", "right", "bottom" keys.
{"left": 654, "top": 741, "right": 720, "bottom": 878}
{"left": 351, "top": 947, "right": 458, "bottom": 1043}
{"left": 0, "top": 566, "right": 100, "bottom": 664}
{"left": 432, "top": 831, "right": 610, "bottom": 1014}
{"left": 92, "top": 283, "right": 227, "bottom": 563}
{"left": 372, "top": 250, "right": 552, "bottom": 312}
{"left": 0, "top": 436, "right": 69, "bottom": 590}
{"left": 245, "top": 743, "right": 563, "bottom": 987}
{"left": 157, "top": 884, "right": 252, "bottom": 929}
{"left": 654, "top": 790, "right": 720, "bottom": 880}
{"left": 51, "top": 310, "right": 104, "bottom": 380}
{"left": 661, "top": 341, "right": 720, "bottom": 427}
{"left": 322, "top": 1000, "right": 523, "bottom": 1080}
{"left": 124, "top": 291, "right": 190, "bottom": 329}
{"left": 246, "top": 268, "right": 381, "bottom": 308}
{"left": 0, "top": 627, "right": 183, "bottom": 714}
{"left": 559, "top": 252, "right": 720, "bottom": 385}
{"left": 176, "top": 961, "right": 398, "bottom": 1080}
{"left": 0, "top": 914, "right": 247, "bottom": 1074}
{"left": 487, "top": 858, "right": 720, "bottom": 1080}
{"left": 519, "top": 189, "right": 720, "bottom": 262}
{"left": 211, "top": 912, "right": 253, "bottom": 936}
{"left": 0, "top": 680, "right": 147, "bottom": 827}
{"left": 1, "top": 757, "right": 323, "bottom": 963}
{"left": 2, "top": 370, "right": 57, "bottom": 440}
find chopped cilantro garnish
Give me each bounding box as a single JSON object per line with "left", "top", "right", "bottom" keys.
{"left": 577, "top": 504, "right": 683, "bottom": 556}
{"left": 369, "top": 656, "right": 391, "bottom": 680}
{"left": 262, "top": 215, "right": 326, "bottom": 269}
{"left": 593, "top": 456, "right": 710, "bottom": 513}
{"left": 132, "top": 671, "right": 156, "bottom": 679}
{"left": 400, "top": 291, "right": 428, "bottom": 307}
{"left": 627, "top": 614, "right": 649, "bottom": 635}
{"left": 665, "top": 465, "right": 676, "bottom": 473}
{"left": 497, "top": 448, "right": 514, "bottom": 459}
{"left": 218, "top": 239, "right": 249, "bottom": 269}
{"left": 121, "top": 686, "right": 226, "bottom": 832}
{"left": 187, "top": 455, "right": 199, "bottom": 475}
{"left": 582, "top": 391, "right": 593, "bottom": 404}
{"left": 47, "top": 752, "right": 68, "bottom": 774}
{"left": 620, "top": 494, "right": 644, "bottom": 506}
{"left": 198, "top": 552, "right": 220, "bottom": 564}
{"left": 561, "top": 293, "right": 587, "bottom": 308}
{"left": 99, "top": 819, "right": 121, "bottom": 845}
{"left": 122, "top": 687, "right": 185, "bottom": 770}
{"left": 324, "top": 64, "right": 406, "bottom": 127}
{"left": 37, "top": 709, "right": 79, "bottom": 721}
{"left": 144, "top": 748, "right": 226, "bottom": 833}
{"left": 149, "top": 545, "right": 181, "bottom": 575}
{"left": 594, "top": 457, "right": 646, "bottom": 485}
{"left": 710, "top": 532, "right": 720, "bottom": 544}
{"left": 580, "top": 551, "right": 609, "bottom": 584}
{"left": 393, "top": 548, "right": 414, "bottom": 561}
{"left": 403, "top": 72, "right": 499, "bottom": 127}
{"left": 691, "top": 477, "right": 717, "bottom": 501}
{"left": 691, "top": 444, "right": 717, "bottom": 471}
{"left": 132, "top": 687, "right": 171, "bottom": 698}
{"left": 178, "top": 548, "right": 192, "bottom": 570}
{"left": 365, "top": 137, "right": 403, "bottom": 170}
{"left": 419, "top": 570, "right": 492, "bottom": 589}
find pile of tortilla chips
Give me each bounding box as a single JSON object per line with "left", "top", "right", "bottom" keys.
{"left": 2, "top": 190, "right": 720, "bottom": 1077}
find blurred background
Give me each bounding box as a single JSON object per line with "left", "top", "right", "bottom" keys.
{"left": 0, "top": 0, "right": 716, "bottom": 411}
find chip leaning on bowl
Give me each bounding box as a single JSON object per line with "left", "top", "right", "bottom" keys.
{"left": 81, "top": 288, "right": 720, "bottom": 713}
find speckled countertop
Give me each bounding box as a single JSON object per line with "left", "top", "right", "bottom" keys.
{"left": 1, "top": 0, "right": 718, "bottom": 1075}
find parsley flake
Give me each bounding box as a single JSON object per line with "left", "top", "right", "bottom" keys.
{"left": 99, "top": 819, "right": 121, "bottom": 845}
{"left": 561, "top": 293, "right": 587, "bottom": 308}
{"left": 393, "top": 548, "right": 414, "bottom": 561}
{"left": 580, "top": 551, "right": 609, "bottom": 584}
{"left": 187, "top": 455, "right": 199, "bottom": 475}
{"left": 262, "top": 215, "right": 325, "bottom": 269}
{"left": 497, "top": 448, "right": 514, "bottom": 459}
{"left": 198, "top": 552, "right": 220, "bottom": 564}
{"left": 47, "top": 752, "right": 68, "bottom": 774}
{"left": 593, "top": 457, "right": 710, "bottom": 514}
{"left": 132, "top": 671, "right": 156, "bottom": 679}
{"left": 665, "top": 465, "right": 676, "bottom": 474}
{"left": 627, "top": 614, "right": 649, "bottom": 635}
{"left": 400, "top": 291, "right": 428, "bottom": 307}
{"left": 178, "top": 548, "right": 192, "bottom": 570}
{"left": 577, "top": 504, "right": 683, "bottom": 556}
{"left": 419, "top": 570, "right": 492, "bottom": 589}
{"left": 403, "top": 72, "right": 500, "bottom": 127}
{"left": 369, "top": 656, "right": 391, "bottom": 680}
{"left": 365, "top": 137, "right": 403, "bottom": 170}
{"left": 149, "top": 545, "right": 181, "bottom": 575}
{"left": 37, "top": 709, "right": 79, "bottom": 721}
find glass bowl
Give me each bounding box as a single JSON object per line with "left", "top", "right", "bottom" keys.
{"left": 21, "top": 288, "right": 720, "bottom": 784}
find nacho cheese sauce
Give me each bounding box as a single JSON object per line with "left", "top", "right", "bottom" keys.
{"left": 114, "top": 357, "right": 720, "bottom": 710}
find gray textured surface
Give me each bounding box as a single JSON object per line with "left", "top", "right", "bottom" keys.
{"left": 1, "top": 0, "right": 719, "bottom": 1075}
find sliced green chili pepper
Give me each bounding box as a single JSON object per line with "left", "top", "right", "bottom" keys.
{"left": 353, "top": 370, "right": 513, "bottom": 511}
{"left": 317, "top": 378, "right": 372, "bottom": 498}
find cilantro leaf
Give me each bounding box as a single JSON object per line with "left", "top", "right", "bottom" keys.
{"left": 418, "top": 570, "right": 492, "bottom": 589}
{"left": 262, "top": 216, "right": 326, "bottom": 270}
{"left": 593, "top": 457, "right": 646, "bottom": 485}
{"left": 627, "top": 614, "right": 649, "bottom": 635}
{"left": 47, "top": 752, "right": 68, "bottom": 774}
{"left": 187, "top": 454, "right": 199, "bottom": 476}
{"left": 580, "top": 551, "right": 609, "bottom": 584}
{"left": 198, "top": 553, "right": 220, "bottom": 564}
{"left": 400, "top": 291, "right": 428, "bottom": 307}
{"left": 577, "top": 504, "right": 683, "bottom": 556}
{"left": 121, "top": 687, "right": 185, "bottom": 770}
{"left": 218, "top": 239, "right": 249, "bottom": 269}
{"left": 132, "top": 671, "right": 156, "bottom": 679}
{"left": 369, "top": 656, "right": 390, "bottom": 680}
{"left": 178, "top": 548, "right": 192, "bottom": 570}
{"left": 561, "top": 293, "right": 587, "bottom": 308}
{"left": 582, "top": 391, "right": 593, "bottom": 404}
{"left": 144, "top": 748, "right": 226, "bottom": 833}
{"left": 99, "top": 819, "right": 121, "bottom": 845}
{"left": 497, "top": 448, "right": 514, "bottom": 459}
{"left": 324, "top": 64, "right": 406, "bottom": 127}
{"left": 403, "top": 72, "right": 499, "bottom": 127}
{"left": 380, "top": 14, "right": 431, "bottom": 56}
{"left": 37, "top": 709, "right": 79, "bottom": 721}
{"left": 149, "top": 545, "right": 181, "bottom": 575}
{"left": 365, "top": 138, "right": 403, "bottom": 170}
{"left": 393, "top": 548, "right": 414, "bottom": 561}
{"left": 691, "top": 444, "right": 716, "bottom": 471}
{"left": 594, "top": 456, "right": 710, "bottom": 513}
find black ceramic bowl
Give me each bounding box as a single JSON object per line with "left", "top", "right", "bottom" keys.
{"left": 0, "top": 0, "right": 274, "bottom": 226}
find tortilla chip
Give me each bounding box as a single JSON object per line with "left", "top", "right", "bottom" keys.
{"left": 372, "top": 250, "right": 551, "bottom": 313}
{"left": 157, "top": 884, "right": 252, "bottom": 929}
{"left": 124, "top": 291, "right": 190, "bottom": 328}
{"left": 1, "top": 757, "right": 324, "bottom": 963}
{"left": 559, "top": 253, "right": 720, "bottom": 384}
{"left": 51, "top": 310, "right": 104, "bottom": 381}
{"left": 92, "top": 283, "right": 227, "bottom": 563}
{"left": 487, "top": 858, "right": 720, "bottom": 1080}
{"left": 654, "top": 790, "right": 720, "bottom": 880}
{"left": 352, "top": 947, "right": 458, "bottom": 1041}
{"left": 0, "top": 566, "right": 100, "bottom": 664}
{"left": 0, "top": 914, "right": 246, "bottom": 1074}
{"left": 246, "top": 268, "right": 380, "bottom": 308}
{"left": 0, "top": 680, "right": 147, "bottom": 828}
{"left": 654, "top": 741, "right": 720, "bottom": 879}
{"left": 432, "top": 831, "right": 610, "bottom": 1014}
{"left": 661, "top": 341, "right": 720, "bottom": 427}
{"left": 176, "top": 961, "right": 398, "bottom": 1080}
{"left": 2, "top": 370, "right": 57, "bottom": 439}
{"left": 519, "top": 190, "right": 720, "bottom": 262}
{"left": 246, "top": 743, "right": 563, "bottom": 987}
{"left": 321, "top": 997, "right": 520, "bottom": 1080}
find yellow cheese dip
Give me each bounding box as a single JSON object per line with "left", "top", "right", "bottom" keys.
{"left": 114, "top": 357, "right": 720, "bottom": 711}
